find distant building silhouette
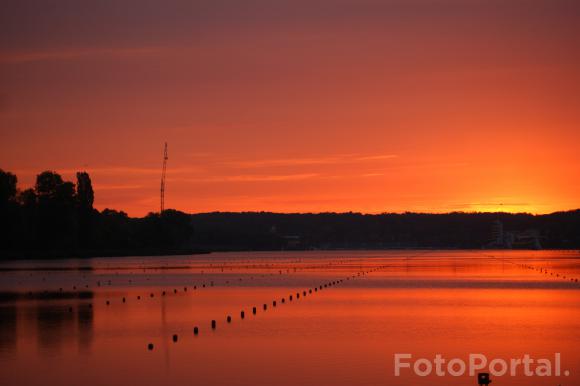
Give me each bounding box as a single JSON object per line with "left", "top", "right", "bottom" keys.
{"left": 490, "top": 220, "right": 504, "bottom": 246}
{"left": 485, "top": 219, "right": 541, "bottom": 249}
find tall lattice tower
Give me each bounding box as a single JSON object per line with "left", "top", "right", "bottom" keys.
{"left": 160, "top": 142, "right": 168, "bottom": 213}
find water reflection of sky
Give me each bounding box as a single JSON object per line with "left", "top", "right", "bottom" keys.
{"left": 0, "top": 250, "right": 578, "bottom": 386}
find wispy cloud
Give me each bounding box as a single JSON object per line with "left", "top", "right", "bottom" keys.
{"left": 355, "top": 154, "right": 398, "bottom": 161}
{"left": 224, "top": 156, "right": 343, "bottom": 168}
{"left": 225, "top": 173, "right": 320, "bottom": 182}
{"left": 450, "top": 202, "right": 533, "bottom": 208}
{"left": 0, "top": 46, "right": 166, "bottom": 64}
{"left": 92, "top": 184, "right": 144, "bottom": 191}
{"left": 11, "top": 166, "right": 203, "bottom": 177}
{"left": 168, "top": 173, "right": 320, "bottom": 183}
{"left": 224, "top": 153, "right": 398, "bottom": 168}
{"left": 70, "top": 166, "right": 202, "bottom": 176}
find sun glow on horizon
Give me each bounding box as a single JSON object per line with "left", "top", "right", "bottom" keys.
{"left": 1, "top": 1, "right": 578, "bottom": 216}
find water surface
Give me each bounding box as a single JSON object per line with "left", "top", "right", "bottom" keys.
{"left": 0, "top": 250, "right": 578, "bottom": 386}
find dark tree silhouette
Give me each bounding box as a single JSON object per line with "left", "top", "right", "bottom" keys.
{"left": 0, "top": 170, "right": 19, "bottom": 250}
{"left": 134, "top": 210, "right": 194, "bottom": 249}
{"left": 0, "top": 169, "right": 196, "bottom": 258}
{"left": 75, "top": 172, "right": 95, "bottom": 248}
{"left": 35, "top": 171, "right": 64, "bottom": 200}
{"left": 34, "top": 171, "right": 77, "bottom": 250}
{"left": 18, "top": 188, "right": 37, "bottom": 207}
{"left": 0, "top": 169, "right": 17, "bottom": 203}
{"left": 76, "top": 172, "right": 94, "bottom": 209}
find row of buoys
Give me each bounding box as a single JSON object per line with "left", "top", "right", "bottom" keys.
{"left": 518, "top": 263, "right": 579, "bottom": 283}
{"left": 493, "top": 254, "right": 580, "bottom": 285}
{"left": 27, "top": 258, "right": 364, "bottom": 310}
{"left": 85, "top": 264, "right": 320, "bottom": 308}
{"left": 39, "top": 256, "right": 358, "bottom": 296}
{"left": 99, "top": 281, "right": 218, "bottom": 307}
{"left": 147, "top": 264, "right": 390, "bottom": 350}
{"left": 24, "top": 258, "right": 381, "bottom": 352}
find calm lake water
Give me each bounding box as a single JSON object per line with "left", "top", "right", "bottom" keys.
{"left": 0, "top": 250, "right": 578, "bottom": 386}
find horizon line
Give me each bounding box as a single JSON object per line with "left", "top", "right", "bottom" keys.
{"left": 130, "top": 208, "right": 580, "bottom": 218}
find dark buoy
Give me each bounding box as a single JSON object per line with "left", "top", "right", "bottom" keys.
{"left": 253, "top": 306, "right": 257, "bottom": 314}
{"left": 289, "top": 295, "right": 292, "bottom": 301}
{"left": 227, "top": 315, "right": 232, "bottom": 323}
{"left": 148, "top": 343, "right": 154, "bottom": 350}
{"left": 193, "top": 326, "right": 199, "bottom": 335}
{"left": 241, "top": 311, "right": 245, "bottom": 319}
{"left": 137, "top": 295, "right": 141, "bottom": 300}
{"left": 174, "top": 289, "right": 177, "bottom": 293}
{"left": 263, "top": 304, "right": 267, "bottom": 310}
{"left": 106, "top": 300, "right": 110, "bottom": 305}
{"left": 122, "top": 297, "right": 126, "bottom": 303}
{"left": 281, "top": 298, "right": 285, "bottom": 303}
{"left": 162, "top": 291, "right": 166, "bottom": 296}
{"left": 273, "top": 301, "right": 277, "bottom": 307}
{"left": 211, "top": 320, "right": 216, "bottom": 329}
{"left": 172, "top": 334, "right": 178, "bottom": 342}
{"left": 150, "top": 293, "right": 154, "bottom": 298}
{"left": 477, "top": 372, "right": 491, "bottom": 386}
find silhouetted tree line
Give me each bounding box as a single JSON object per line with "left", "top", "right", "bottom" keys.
{"left": 190, "top": 211, "right": 580, "bottom": 250}
{"left": 2, "top": 168, "right": 579, "bottom": 258}
{"left": 0, "top": 169, "right": 195, "bottom": 259}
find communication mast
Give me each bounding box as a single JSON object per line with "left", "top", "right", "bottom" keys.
{"left": 160, "top": 142, "right": 168, "bottom": 213}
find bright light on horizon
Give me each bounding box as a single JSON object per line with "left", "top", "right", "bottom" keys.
{"left": 1, "top": 1, "right": 578, "bottom": 216}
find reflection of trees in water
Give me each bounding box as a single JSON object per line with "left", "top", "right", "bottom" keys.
{"left": 0, "top": 305, "right": 17, "bottom": 354}
{"left": 35, "top": 296, "right": 94, "bottom": 353}
{"left": 36, "top": 304, "right": 76, "bottom": 351}
{"left": 77, "top": 303, "right": 93, "bottom": 352}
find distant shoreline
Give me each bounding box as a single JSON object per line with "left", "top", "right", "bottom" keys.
{"left": 0, "top": 248, "right": 210, "bottom": 260}
{"left": 2, "top": 247, "right": 579, "bottom": 261}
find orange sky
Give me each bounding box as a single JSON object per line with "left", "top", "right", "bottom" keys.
{"left": 1, "top": 0, "right": 579, "bottom": 216}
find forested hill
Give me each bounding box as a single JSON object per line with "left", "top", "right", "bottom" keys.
{"left": 190, "top": 211, "right": 580, "bottom": 250}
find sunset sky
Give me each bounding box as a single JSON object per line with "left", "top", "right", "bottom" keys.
{"left": 1, "top": 0, "right": 579, "bottom": 216}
